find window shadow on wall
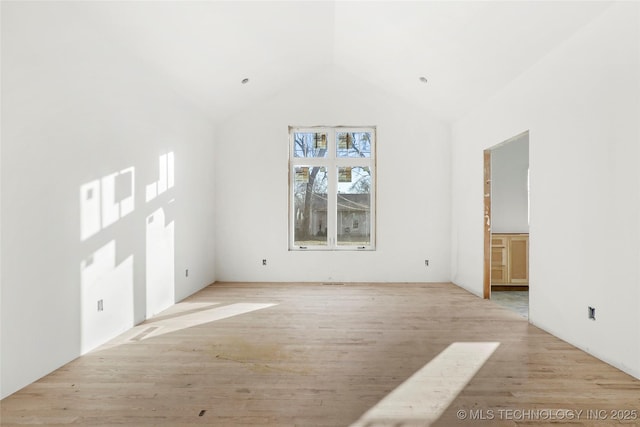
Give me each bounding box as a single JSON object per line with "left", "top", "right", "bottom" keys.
{"left": 78, "top": 152, "right": 176, "bottom": 354}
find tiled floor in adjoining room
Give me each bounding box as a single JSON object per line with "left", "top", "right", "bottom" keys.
{"left": 491, "top": 290, "right": 529, "bottom": 318}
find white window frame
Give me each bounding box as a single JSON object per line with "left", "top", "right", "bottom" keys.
{"left": 289, "top": 126, "right": 376, "bottom": 251}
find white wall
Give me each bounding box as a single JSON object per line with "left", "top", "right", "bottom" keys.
{"left": 215, "top": 67, "right": 451, "bottom": 283}
{"left": 1, "top": 2, "right": 216, "bottom": 398}
{"left": 491, "top": 134, "right": 529, "bottom": 233}
{"left": 451, "top": 2, "right": 640, "bottom": 378}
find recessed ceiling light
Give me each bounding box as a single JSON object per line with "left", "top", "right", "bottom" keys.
{"left": 419, "top": 76, "right": 428, "bottom": 84}
{"left": 241, "top": 78, "right": 249, "bottom": 84}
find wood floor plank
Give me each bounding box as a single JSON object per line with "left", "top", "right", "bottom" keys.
{"left": 2, "top": 282, "right": 639, "bottom": 426}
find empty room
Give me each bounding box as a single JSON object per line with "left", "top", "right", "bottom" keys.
{"left": 1, "top": 1, "right": 639, "bottom": 426}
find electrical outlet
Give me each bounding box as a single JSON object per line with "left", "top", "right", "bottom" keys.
{"left": 588, "top": 306, "right": 596, "bottom": 320}
{"left": 185, "top": 269, "right": 189, "bottom": 277}
{"left": 424, "top": 259, "right": 429, "bottom": 267}
{"left": 97, "top": 299, "right": 104, "bottom": 312}
{"left": 262, "top": 259, "right": 267, "bottom": 266}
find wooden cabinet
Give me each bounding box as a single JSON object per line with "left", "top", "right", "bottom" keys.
{"left": 491, "top": 235, "right": 508, "bottom": 283}
{"left": 491, "top": 233, "right": 528, "bottom": 286}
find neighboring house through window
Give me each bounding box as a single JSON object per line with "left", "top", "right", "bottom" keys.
{"left": 289, "top": 126, "right": 376, "bottom": 250}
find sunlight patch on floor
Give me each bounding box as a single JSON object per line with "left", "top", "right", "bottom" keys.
{"left": 350, "top": 342, "right": 500, "bottom": 427}
{"left": 96, "top": 302, "right": 277, "bottom": 351}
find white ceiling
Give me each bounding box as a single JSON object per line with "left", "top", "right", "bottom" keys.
{"left": 89, "top": 1, "right": 614, "bottom": 123}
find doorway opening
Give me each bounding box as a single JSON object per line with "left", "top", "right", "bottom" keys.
{"left": 483, "top": 131, "right": 529, "bottom": 318}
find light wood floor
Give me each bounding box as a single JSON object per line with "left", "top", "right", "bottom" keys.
{"left": 2, "top": 282, "right": 640, "bottom": 426}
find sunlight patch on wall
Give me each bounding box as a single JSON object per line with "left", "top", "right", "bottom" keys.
{"left": 146, "top": 152, "right": 174, "bottom": 202}
{"left": 80, "top": 167, "right": 135, "bottom": 241}
{"left": 78, "top": 153, "right": 179, "bottom": 356}
{"left": 146, "top": 207, "right": 175, "bottom": 317}
{"left": 80, "top": 240, "right": 134, "bottom": 354}
{"left": 350, "top": 342, "right": 500, "bottom": 427}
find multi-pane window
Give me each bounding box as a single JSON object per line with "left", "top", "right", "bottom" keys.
{"left": 289, "top": 127, "right": 375, "bottom": 250}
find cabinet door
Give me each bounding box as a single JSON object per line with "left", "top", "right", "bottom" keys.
{"left": 491, "top": 236, "right": 508, "bottom": 284}
{"left": 509, "top": 236, "right": 528, "bottom": 283}
{"left": 491, "top": 265, "right": 507, "bottom": 284}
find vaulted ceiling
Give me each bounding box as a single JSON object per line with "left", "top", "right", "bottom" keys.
{"left": 89, "top": 1, "right": 613, "bottom": 123}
